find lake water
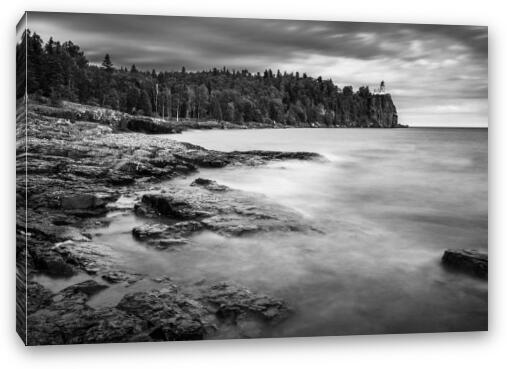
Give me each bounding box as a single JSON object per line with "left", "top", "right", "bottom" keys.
{"left": 37, "top": 127, "right": 489, "bottom": 337}
{"left": 163, "top": 128, "right": 488, "bottom": 336}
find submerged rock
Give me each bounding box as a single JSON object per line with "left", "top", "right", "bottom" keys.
{"left": 442, "top": 249, "right": 488, "bottom": 279}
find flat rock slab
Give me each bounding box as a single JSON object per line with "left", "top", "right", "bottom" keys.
{"left": 134, "top": 179, "right": 319, "bottom": 239}
{"left": 442, "top": 249, "right": 488, "bottom": 279}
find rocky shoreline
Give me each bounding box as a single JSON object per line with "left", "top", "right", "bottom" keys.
{"left": 16, "top": 101, "right": 324, "bottom": 345}
{"left": 32, "top": 100, "right": 407, "bottom": 134}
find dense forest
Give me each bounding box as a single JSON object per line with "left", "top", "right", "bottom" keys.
{"left": 16, "top": 30, "right": 398, "bottom": 127}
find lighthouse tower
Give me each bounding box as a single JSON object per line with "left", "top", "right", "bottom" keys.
{"left": 374, "top": 81, "right": 386, "bottom": 95}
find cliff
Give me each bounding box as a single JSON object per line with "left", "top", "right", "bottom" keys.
{"left": 368, "top": 94, "right": 399, "bottom": 128}
{"left": 335, "top": 93, "right": 399, "bottom": 128}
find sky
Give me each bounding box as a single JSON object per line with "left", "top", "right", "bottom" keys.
{"left": 26, "top": 12, "right": 488, "bottom": 127}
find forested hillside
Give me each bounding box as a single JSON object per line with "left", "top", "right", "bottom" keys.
{"left": 17, "top": 30, "right": 399, "bottom": 127}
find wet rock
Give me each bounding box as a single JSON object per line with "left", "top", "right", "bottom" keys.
{"left": 116, "top": 287, "right": 209, "bottom": 341}
{"left": 132, "top": 221, "right": 202, "bottom": 249}
{"left": 132, "top": 220, "right": 200, "bottom": 238}
{"left": 200, "top": 282, "right": 291, "bottom": 324}
{"left": 136, "top": 183, "right": 317, "bottom": 238}
{"left": 101, "top": 270, "right": 143, "bottom": 285}
{"left": 52, "top": 240, "right": 115, "bottom": 275}
{"left": 191, "top": 178, "right": 230, "bottom": 191}
{"left": 27, "top": 281, "right": 54, "bottom": 314}
{"left": 139, "top": 193, "right": 212, "bottom": 219}
{"left": 149, "top": 238, "right": 188, "bottom": 250}
{"left": 31, "top": 247, "right": 77, "bottom": 277}
{"left": 442, "top": 249, "right": 488, "bottom": 279}
{"left": 58, "top": 227, "right": 91, "bottom": 242}
{"left": 26, "top": 279, "right": 149, "bottom": 345}
{"left": 58, "top": 279, "right": 109, "bottom": 297}
{"left": 230, "top": 150, "right": 322, "bottom": 162}
{"left": 132, "top": 223, "right": 171, "bottom": 240}
{"left": 60, "top": 192, "right": 119, "bottom": 210}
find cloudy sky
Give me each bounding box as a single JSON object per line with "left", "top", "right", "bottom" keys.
{"left": 26, "top": 12, "right": 488, "bottom": 127}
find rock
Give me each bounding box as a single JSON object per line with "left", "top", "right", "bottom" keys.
{"left": 229, "top": 150, "right": 322, "bottom": 162}
{"left": 139, "top": 193, "right": 213, "bottom": 219}
{"left": 31, "top": 247, "right": 77, "bottom": 277}
{"left": 442, "top": 249, "right": 488, "bottom": 279}
{"left": 51, "top": 240, "right": 115, "bottom": 275}
{"left": 191, "top": 178, "right": 230, "bottom": 191}
{"left": 200, "top": 282, "right": 291, "bottom": 324}
{"left": 150, "top": 238, "right": 188, "bottom": 250}
{"left": 116, "top": 287, "right": 208, "bottom": 341}
{"left": 136, "top": 184, "right": 317, "bottom": 238}
{"left": 121, "top": 116, "right": 181, "bottom": 134}
{"left": 58, "top": 227, "right": 91, "bottom": 242}
{"left": 58, "top": 279, "right": 109, "bottom": 297}
{"left": 25, "top": 278, "right": 292, "bottom": 344}
{"left": 60, "top": 192, "right": 119, "bottom": 210}
{"left": 132, "top": 223, "right": 171, "bottom": 240}
{"left": 27, "top": 281, "right": 54, "bottom": 314}
{"left": 101, "top": 270, "right": 143, "bottom": 285}
{"left": 26, "top": 279, "right": 149, "bottom": 345}
{"left": 132, "top": 221, "right": 203, "bottom": 249}
{"left": 368, "top": 94, "right": 399, "bottom": 128}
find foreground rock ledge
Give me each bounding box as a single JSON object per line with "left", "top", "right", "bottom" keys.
{"left": 26, "top": 280, "right": 291, "bottom": 345}
{"left": 441, "top": 249, "right": 488, "bottom": 279}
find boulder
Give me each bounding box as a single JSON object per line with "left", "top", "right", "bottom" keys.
{"left": 442, "top": 249, "right": 488, "bottom": 279}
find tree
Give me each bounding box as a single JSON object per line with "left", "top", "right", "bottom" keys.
{"left": 138, "top": 89, "right": 152, "bottom": 116}
{"left": 102, "top": 54, "right": 113, "bottom": 72}
{"left": 18, "top": 30, "right": 388, "bottom": 127}
{"left": 342, "top": 86, "right": 353, "bottom": 96}
{"left": 195, "top": 84, "right": 209, "bottom": 120}
{"left": 211, "top": 95, "right": 222, "bottom": 122}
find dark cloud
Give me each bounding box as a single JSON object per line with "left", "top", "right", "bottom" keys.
{"left": 25, "top": 12, "right": 488, "bottom": 126}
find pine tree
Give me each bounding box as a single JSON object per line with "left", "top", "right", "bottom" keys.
{"left": 102, "top": 54, "right": 114, "bottom": 72}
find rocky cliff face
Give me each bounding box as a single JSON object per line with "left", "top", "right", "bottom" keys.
{"left": 335, "top": 93, "right": 400, "bottom": 128}
{"left": 368, "top": 94, "right": 399, "bottom": 128}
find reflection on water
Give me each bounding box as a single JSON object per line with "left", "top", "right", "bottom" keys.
{"left": 37, "top": 128, "right": 489, "bottom": 336}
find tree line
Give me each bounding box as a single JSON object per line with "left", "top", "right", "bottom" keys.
{"left": 17, "top": 30, "right": 380, "bottom": 126}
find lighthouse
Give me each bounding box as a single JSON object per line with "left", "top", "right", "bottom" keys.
{"left": 374, "top": 81, "right": 386, "bottom": 95}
